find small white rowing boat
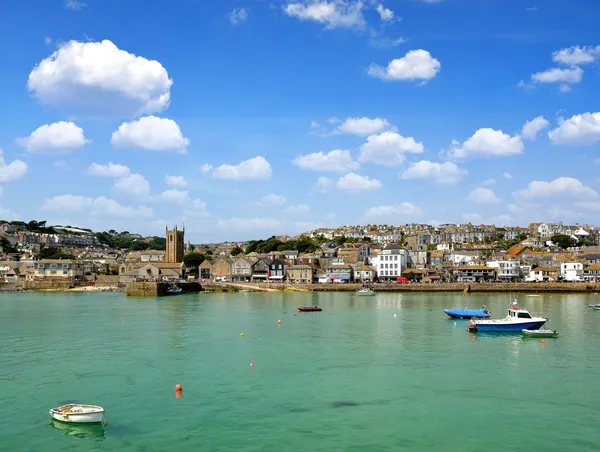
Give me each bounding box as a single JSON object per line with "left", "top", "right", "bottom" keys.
{"left": 49, "top": 404, "right": 105, "bottom": 424}
{"left": 522, "top": 329, "right": 559, "bottom": 338}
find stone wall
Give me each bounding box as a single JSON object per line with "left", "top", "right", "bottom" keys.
{"left": 204, "top": 281, "right": 600, "bottom": 293}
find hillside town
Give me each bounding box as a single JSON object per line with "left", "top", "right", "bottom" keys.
{"left": 2, "top": 220, "right": 600, "bottom": 287}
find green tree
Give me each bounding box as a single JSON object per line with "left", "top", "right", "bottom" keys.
{"left": 38, "top": 245, "right": 74, "bottom": 260}
{"left": 551, "top": 234, "right": 577, "bottom": 249}
{"left": 231, "top": 246, "right": 243, "bottom": 256}
{"left": 0, "top": 237, "right": 18, "bottom": 253}
{"left": 183, "top": 252, "right": 205, "bottom": 275}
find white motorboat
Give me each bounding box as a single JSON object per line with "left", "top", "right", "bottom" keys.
{"left": 522, "top": 329, "right": 559, "bottom": 338}
{"left": 49, "top": 404, "right": 105, "bottom": 424}
{"left": 357, "top": 287, "right": 375, "bottom": 296}
{"left": 468, "top": 302, "right": 547, "bottom": 333}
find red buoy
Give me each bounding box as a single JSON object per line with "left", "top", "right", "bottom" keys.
{"left": 250, "top": 362, "right": 255, "bottom": 368}
{"left": 175, "top": 384, "right": 183, "bottom": 391}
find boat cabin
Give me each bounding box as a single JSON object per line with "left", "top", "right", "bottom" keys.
{"left": 508, "top": 305, "right": 532, "bottom": 319}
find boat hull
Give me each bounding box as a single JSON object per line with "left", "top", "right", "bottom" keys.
{"left": 298, "top": 307, "right": 322, "bottom": 312}
{"left": 471, "top": 320, "right": 546, "bottom": 332}
{"left": 49, "top": 410, "right": 105, "bottom": 424}
{"left": 444, "top": 309, "right": 490, "bottom": 319}
{"left": 522, "top": 329, "right": 558, "bottom": 338}
{"left": 357, "top": 292, "right": 376, "bottom": 296}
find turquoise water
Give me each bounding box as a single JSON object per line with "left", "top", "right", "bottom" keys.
{"left": 1, "top": 291, "right": 599, "bottom": 451}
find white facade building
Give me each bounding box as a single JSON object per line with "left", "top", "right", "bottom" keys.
{"left": 371, "top": 244, "right": 407, "bottom": 281}
{"left": 560, "top": 262, "right": 584, "bottom": 281}
{"left": 486, "top": 260, "right": 521, "bottom": 280}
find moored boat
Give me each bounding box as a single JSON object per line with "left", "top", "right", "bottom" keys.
{"left": 356, "top": 287, "right": 375, "bottom": 296}
{"left": 468, "top": 302, "right": 547, "bottom": 333}
{"left": 444, "top": 307, "right": 490, "bottom": 319}
{"left": 49, "top": 404, "right": 105, "bottom": 424}
{"left": 298, "top": 306, "right": 322, "bottom": 312}
{"left": 165, "top": 286, "right": 182, "bottom": 296}
{"left": 522, "top": 329, "right": 559, "bottom": 338}
{"left": 589, "top": 304, "right": 600, "bottom": 308}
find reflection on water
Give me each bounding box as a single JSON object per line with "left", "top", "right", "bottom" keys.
{"left": 48, "top": 419, "right": 105, "bottom": 440}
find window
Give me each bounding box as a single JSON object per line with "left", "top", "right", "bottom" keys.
{"left": 517, "top": 312, "right": 532, "bottom": 319}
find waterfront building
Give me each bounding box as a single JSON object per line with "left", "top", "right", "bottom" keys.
{"left": 35, "top": 259, "right": 84, "bottom": 279}
{"left": 560, "top": 262, "right": 584, "bottom": 281}
{"left": 486, "top": 260, "right": 521, "bottom": 281}
{"left": 371, "top": 244, "right": 407, "bottom": 282}
{"left": 287, "top": 264, "right": 314, "bottom": 284}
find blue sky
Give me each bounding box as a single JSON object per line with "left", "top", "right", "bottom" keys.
{"left": 0, "top": 0, "right": 599, "bottom": 242}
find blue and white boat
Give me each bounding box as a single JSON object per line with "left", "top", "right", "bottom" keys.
{"left": 444, "top": 307, "right": 490, "bottom": 319}
{"left": 467, "top": 302, "right": 547, "bottom": 333}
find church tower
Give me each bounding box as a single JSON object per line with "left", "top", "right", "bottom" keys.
{"left": 165, "top": 224, "right": 185, "bottom": 263}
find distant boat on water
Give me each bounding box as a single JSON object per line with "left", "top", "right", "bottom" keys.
{"left": 357, "top": 287, "right": 375, "bottom": 296}
{"left": 444, "top": 307, "right": 490, "bottom": 319}
{"left": 165, "top": 286, "right": 182, "bottom": 296}
{"left": 298, "top": 306, "right": 322, "bottom": 312}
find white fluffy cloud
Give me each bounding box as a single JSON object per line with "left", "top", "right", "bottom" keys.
{"left": 111, "top": 116, "right": 189, "bottom": 152}
{"left": 504, "top": 172, "right": 513, "bottom": 179}
{"left": 293, "top": 149, "right": 359, "bottom": 172}
{"left": 511, "top": 177, "right": 600, "bottom": 219}
{"left": 467, "top": 187, "right": 501, "bottom": 204}
{"left": 399, "top": 160, "right": 468, "bottom": 185}
{"left": 228, "top": 7, "right": 248, "bottom": 25}
{"left": 313, "top": 176, "right": 333, "bottom": 193}
{"left": 359, "top": 131, "right": 424, "bottom": 166}
{"left": 256, "top": 194, "right": 287, "bottom": 206}
{"left": 159, "top": 189, "right": 190, "bottom": 204}
{"left": 375, "top": 4, "right": 394, "bottom": 21}
{"left": 336, "top": 173, "right": 382, "bottom": 192}
{"left": 513, "top": 177, "right": 598, "bottom": 201}
{"left": 17, "top": 121, "right": 90, "bottom": 154}
{"left": 521, "top": 116, "right": 550, "bottom": 141}
{"left": 165, "top": 175, "right": 187, "bottom": 187}
{"left": 531, "top": 66, "right": 583, "bottom": 84}
{"left": 113, "top": 173, "right": 152, "bottom": 200}
{"left": 212, "top": 156, "right": 272, "bottom": 181}
{"left": 42, "top": 195, "right": 153, "bottom": 219}
{"left": 0, "top": 150, "right": 28, "bottom": 183}
{"left": 336, "top": 117, "right": 391, "bottom": 135}
{"left": 363, "top": 202, "right": 422, "bottom": 222}
{"left": 28, "top": 40, "right": 172, "bottom": 117}
{"left": 87, "top": 162, "right": 131, "bottom": 178}
{"left": 65, "top": 0, "right": 85, "bottom": 10}
{"left": 552, "top": 45, "right": 600, "bottom": 66}
{"left": 548, "top": 112, "right": 600, "bottom": 145}
{"left": 284, "top": 1, "right": 365, "bottom": 29}
{"left": 368, "top": 49, "right": 440, "bottom": 82}
{"left": 446, "top": 128, "right": 523, "bottom": 161}
{"left": 184, "top": 199, "right": 210, "bottom": 218}
{"left": 482, "top": 178, "right": 496, "bottom": 186}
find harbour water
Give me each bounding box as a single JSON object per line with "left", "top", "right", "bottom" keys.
{"left": 1, "top": 291, "right": 599, "bottom": 451}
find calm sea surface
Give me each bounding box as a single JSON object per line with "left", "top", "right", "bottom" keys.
{"left": 1, "top": 291, "right": 599, "bottom": 451}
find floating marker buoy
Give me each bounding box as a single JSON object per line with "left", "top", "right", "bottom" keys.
{"left": 277, "top": 320, "right": 282, "bottom": 325}
{"left": 541, "top": 340, "right": 545, "bottom": 345}
{"left": 250, "top": 362, "right": 255, "bottom": 368}
{"left": 454, "top": 322, "right": 457, "bottom": 325}
{"left": 240, "top": 333, "right": 244, "bottom": 337}
{"left": 175, "top": 384, "right": 183, "bottom": 391}
{"left": 122, "top": 318, "right": 124, "bottom": 321}
{"left": 175, "top": 391, "right": 182, "bottom": 399}
{"left": 393, "top": 314, "right": 397, "bottom": 318}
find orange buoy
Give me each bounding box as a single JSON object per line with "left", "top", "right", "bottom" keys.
{"left": 250, "top": 362, "right": 255, "bottom": 368}
{"left": 175, "top": 384, "right": 183, "bottom": 391}
{"left": 541, "top": 340, "right": 545, "bottom": 345}
{"left": 277, "top": 320, "right": 282, "bottom": 325}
